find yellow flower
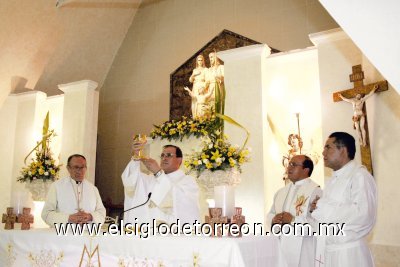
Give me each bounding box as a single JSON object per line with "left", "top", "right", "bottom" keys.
{"left": 201, "top": 153, "right": 209, "bottom": 159}
{"left": 211, "top": 150, "right": 222, "bottom": 161}
{"left": 206, "top": 162, "right": 213, "bottom": 169}
{"left": 184, "top": 161, "right": 191, "bottom": 168}
{"left": 38, "top": 168, "right": 45, "bottom": 175}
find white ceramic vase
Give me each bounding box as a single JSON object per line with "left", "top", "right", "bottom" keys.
{"left": 25, "top": 179, "right": 52, "bottom": 201}
{"left": 196, "top": 168, "right": 241, "bottom": 199}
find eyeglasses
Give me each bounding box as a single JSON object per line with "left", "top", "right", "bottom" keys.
{"left": 288, "top": 162, "right": 303, "bottom": 167}
{"left": 68, "top": 166, "right": 87, "bottom": 171}
{"left": 160, "top": 153, "right": 176, "bottom": 159}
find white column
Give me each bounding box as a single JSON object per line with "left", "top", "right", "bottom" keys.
{"left": 218, "top": 44, "right": 271, "bottom": 224}
{"left": 0, "top": 91, "right": 50, "bottom": 212}
{"left": 0, "top": 96, "right": 18, "bottom": 212}
{"left": 58, "top": 80, "right": 99, "bottom": 183}
{"left": 263, "top": 48, "right": 324, "bottom": 217}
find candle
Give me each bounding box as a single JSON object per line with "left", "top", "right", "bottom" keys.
{"left": 214, "top": 185, "right": 235, "bottom": 217}
{"left": 12, "top": 190, "right": 29, "bottom": 215}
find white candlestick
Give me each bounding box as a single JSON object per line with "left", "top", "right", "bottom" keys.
{"left": 214, "top": 185, "right": 235, "bottom": 217}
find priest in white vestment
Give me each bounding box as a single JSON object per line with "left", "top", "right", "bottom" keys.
{"left": 267, "top": 155, "right": 322, "bottom": 267}
{"left": 42, "top": 154, "right": 106, "bottom": 226}
{"left": 311, "top": 132, "right": 377, "bottom": 267}
{"left": 121, "top": 144, "right": 200, "bottom": 226}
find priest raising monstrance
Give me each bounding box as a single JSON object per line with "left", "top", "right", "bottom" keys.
{"left": 121, "top": 50, "right": 251, "bottom": 227}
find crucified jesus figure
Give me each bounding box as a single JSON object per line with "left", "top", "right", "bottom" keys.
{"left": 339, "top": 85, "right": 378, "bottom": 146}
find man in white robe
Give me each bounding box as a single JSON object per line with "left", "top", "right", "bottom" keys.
{"left": 266, "top": 155, "right": 322, "bottom": 267}
{"left": 42, "top": 154, "right": 106, "bottom": 226}
{"left": 311, "top": 132, "right": 377, "bottom": 267}
{"left": 121, "top": 144, "right": 200, "bottom": 226}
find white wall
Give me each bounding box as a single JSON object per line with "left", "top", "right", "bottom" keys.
{"left": 263, "top": 47, "right": 324, "bottom": 217}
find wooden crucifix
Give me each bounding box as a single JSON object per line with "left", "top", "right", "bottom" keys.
{"left": 333, "top": 65, "right": 388, "bottom": 174}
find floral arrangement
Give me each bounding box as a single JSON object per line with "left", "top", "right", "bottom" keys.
{"left": 18, "top": 144, "right": 61, "bottom": 183}
{"left": 184, "top": 135, "right": 250, "bottom": 177}
{"left": 150, "top": 115, "right": 222, "bottom": 141}
{"left": 17, "top": 112, "right": 62, "bottom": 183}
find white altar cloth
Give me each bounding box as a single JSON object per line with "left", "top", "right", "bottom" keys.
{"left": 0, "top": 228, "right": 281, "bottom": 266}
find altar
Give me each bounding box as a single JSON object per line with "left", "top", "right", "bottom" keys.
{"left": 0, "top": 228, "right": 281, "bottom": 266}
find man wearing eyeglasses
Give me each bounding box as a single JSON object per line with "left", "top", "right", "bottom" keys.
{"left": 266, "top": 154, "right": 322, "bottom": 267}
{"left": 122, "top": 144, "right": 200, "bottom": 226}
{"left": 42, "top": 154, "right": 106, "bottom": 226}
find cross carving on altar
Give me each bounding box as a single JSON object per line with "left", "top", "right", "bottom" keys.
{"left": 2, "top": 207, "right": 17, "bottom": 230}
{"left": 333, "top": 65, "right": 388, "bottom": 174}
{"left": 315, "top": 254, "right": 324, "bottom": 267}
{"left": 230, "top": 207, "right": 245, "bottom": 237}
{"left": 17, "top": 207, "right": 34, "bottom": 230}
{"left": 205, "top": 208, "right": 228, "bottom": 237}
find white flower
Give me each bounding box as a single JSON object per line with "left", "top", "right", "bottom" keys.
{"left": 215, "top": 158, "right": 223, "bottom": 163}
{"left": 202, "top": 159, "right": 209, "bottom": 164}
{"left": 197, "top": 160, "right": 203, "bottom": 165}
{"left": 28, "top": 171, "right": 32, "bottom": 175}
{"left": 44, "top": 171, "right": 49, "bottom": 176}
{"left": 45, "top": 160, "right": 51, "bottom": 165}
{"left": 208, "top": 143, "right": 213, "bottom": 149}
